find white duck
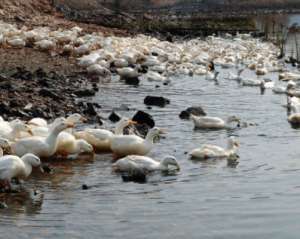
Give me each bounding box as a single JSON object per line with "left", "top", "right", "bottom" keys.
{"left": 29, "top": 113, "right": 86, "bottom": 137}
{"left": 288, "top": 104, "right": 300, "bottom": 125}
{"left": 0, "top": 153, "right": 42, "bottom": 190}
{"left": 190, "top": 114, "right": 240, "bottom": 129}
{"left": 56, "top": 137, "right": 94, "bottom": 157}
{"left": 117, "top": 67, "right": 140, "bottom": 79}
{"left": 0, "top": 139, "right": 10, "bottom": 157}
{"left": 112, "top": 155, "right": 180, "bottom": 173}
{"left": 0, "top": 121, "right": 32, "bottom": 141}
{"left": 227, "top": 69, "right": 244, "bottom": 82}
{"left": 111, "top": 127, "right": 165, "bottom": 157}
{"left": 11, "top": 119, "right": 73, "bottom": 158}
{"left": 74, "top": 118, "right": 135, "bottom": 152}
{"left": 189, "top": 136, "right": 239, "bottom": 159}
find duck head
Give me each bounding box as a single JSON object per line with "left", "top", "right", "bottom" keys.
{"left": 114, "top": 118, "right": 137, "bottom": 135}
{"left": 227, "top": 136, "right": 240, "bottom": 150}
{"left": 22, "top": 153, "right": 43, "bottom": 173}
{"left": 161, "top": 156, "right": 180, "bottom": 171}
{"left": 66, "top": 113, "right": 87, "bottom": 124}
{"left": 77, "top": 139, "right": 94, "bottom": 154}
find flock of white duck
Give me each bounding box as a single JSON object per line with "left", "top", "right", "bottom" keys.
{"left": 1, "top": 21, "right": 300, "bottom": 188}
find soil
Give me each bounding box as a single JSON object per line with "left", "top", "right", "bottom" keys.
{"left": 0, "top": 0, "right": 126, "bottom": 122}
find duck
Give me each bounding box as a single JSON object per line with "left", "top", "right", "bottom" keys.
{"left": 56, "top": 137, "right": 94, "bottom": 157}
{"left": 226, "top": 69, "right": 244, "bottom": 82}
{"left": 112, "top": 155, "right": 180, "bottom": 173}
{"left": 206, "top": 71, "right": 219, "bottom": 81}
{"left": 279, "top": 72, "right": 300, "bottom": 81}
{"left": 0, "top": 121, "right": 32, "bottom": 141}
{"left": 288, "top": 104, "right": 300, "bottom": 126}
{"left": 0, "top": 153, "right": 42, "bottom": 190}
{"left": 0, "top": 139, "right": 10, "bottom": 157}
{"left": 11, "top": 119, "right": 74, "bottom": 158}
{"left": 29, "top": 113, "right": 86, "bottom": 137}
{"left": 190, "top": 114, "right": 240, "bottom": 129}
{"left": 117, "top": 67, "right": 140, "bottom": 79}
{"left": 146, "top": 71, "right": 166, "bottom": 82}
{"left": 241, "top": 78, "right": 263, "bottom": 87}
{"left": 111, "top": 127, "right": 165, "bottom": 157}
{"left": 189, "top": 136, "right": 239, "bottom": 160}
{"left": 74, "top": 118, "right": 135, "bottom": 152}
{"left": 272, "top": 81, "right": 296, "bottom": 94}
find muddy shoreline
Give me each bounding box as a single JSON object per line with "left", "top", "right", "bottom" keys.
{"left": 0, "top": 47, "right": 103, "bottom": 123}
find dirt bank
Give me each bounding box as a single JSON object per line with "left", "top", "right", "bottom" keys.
{"left": 0, "top": 0, "right": 124, "bottom": 122}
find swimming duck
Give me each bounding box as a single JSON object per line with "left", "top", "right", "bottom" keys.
{"left": 112, "top": 155, "right": 180, "bottom": 173}
{"left": 117, "top": 67, "right": 140, "bottom": 79}
{"left": 74, "top": 118, "right": 135, "bottom": 152}
{"left": 241, "top": 78, "right": 263, "bottom": 87}
{"left": 227, "top": 69, "right": 244, "bottom": 82}
{"left": 111, "top": 127, "right": 165, "bottom": 157}
{"left": 11, "top": 119, "right": 73, "bottom": 158}
{"left": 288, "top": 103, "right": 300, "bottom": 125}
{"left": 190, "top": 114, "right": 240, "bottom": 129}
{"left": 189, "top": 136, "right": 239, "bottom": 160}
{"left": 0, "top": 153, "right": 42, "bottom": 190}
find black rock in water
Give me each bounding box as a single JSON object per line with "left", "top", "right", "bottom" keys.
{"left": 74, "top": 89, "right": 96, "bottom": 97}
{"left": 132, "top": 110, "right": 155, "bottom": 128}
{"left": 144, "top": 96, "right": 170, "bottom": 107}
{"left": 109, "top": 111, "right": 121, "bottom": 122}
{"left": 124, "top": 77, "right": 140, "bottom": 86}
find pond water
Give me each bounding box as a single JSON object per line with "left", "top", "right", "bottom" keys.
{"left": 1, "top": 59, "right": 300, "bottom": 238}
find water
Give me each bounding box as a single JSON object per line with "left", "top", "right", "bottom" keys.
{"left": 2, "top": 18, "right": 300, "bottom": 239}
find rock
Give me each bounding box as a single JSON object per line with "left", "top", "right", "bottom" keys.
{"left": 132, "top": 111, "right": 155, "bottom": 128}
{"left": 41, "top": 164, "right": 53, "bottom": 174}
{"left": 82, "top": 184, "right": 90, "bottom": 190}
{"left": 109, "top": 111, "right": 121, "bottom": 122}
{"left": 10, "top": 67, "right": 33, "bottom": 81}
{"left": 39, "top": 88, "right": 61, "bottom": 101}
{"left": 124, "top": 77, "right": 140, "bottom": 86}
{"left": 144, "top": 96, "right": 170, "bottom": 107}
{"left": 179, "top": 106, "right": 206, "bottom": 120}
{"left": 0, "top": 202, "right": 7, "bottom": 209}
{"left": 0, "top": 102, "right": 10, "bottom": 114}
{"left": 0, "top": 82, "right": 13, "bottom": 90}
{"left": 74, "top": 89, "right": 96, "bottom": 97}
{"left": 34, "top": 68, "right": 47, "bottom": 78}
{"left": 84, "top": 102, "right": 97, "bottom": 116}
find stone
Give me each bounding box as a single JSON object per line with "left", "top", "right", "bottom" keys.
{"left": 39, "top": 88, "right": 61, "bottom": 101}
{"left": 74, "top": 89, "right": 96, "bottom": 97}
{"left": 144, "top": 96, "right": 170, "bottom": 107}
{"left": 132, "top": 110, "right": 155, "bottom": 128}
{"left": 108, "top": 111, "right": 121, "bottom": 122}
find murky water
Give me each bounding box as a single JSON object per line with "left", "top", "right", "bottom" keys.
{"left": 2, "top": 16, "right": 300, "bottom": 239}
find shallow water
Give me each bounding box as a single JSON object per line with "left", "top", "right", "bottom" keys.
{"left": 1, "top": 60, "right": 300, "bottom": 238}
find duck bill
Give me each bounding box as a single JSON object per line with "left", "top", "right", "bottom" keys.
{"left": 128, "top": 120, "right": 138, "bottom": 125}
{"left": 66, "top": 123, "right": 75, "bottom": 128}
{"left": 28, "top": 129, "right": 34, "bottom": 136}
{"left": 81, "top": 117, "right": 88, "bottom": 123}
{"left": 159, "top": 128, "right": 167, "bottom": 134}
{"left": 39, "top": 166, "right": 44, "bottom": 173}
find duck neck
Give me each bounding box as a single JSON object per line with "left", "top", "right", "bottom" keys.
{"left": 145, "top": 131, "right": 157, "bottom": 144}
{"left": 114, "top": 124, "right": 126, "bottom": 135}
{"left": 45, "top": 128, "right": 62, "bottom": 153}
{"left": 9, "top": 127, "right": 21, "bottom": 140}
{"left": 227, "top": 141, "right": 238, "bottom": 154}
{"left": 21, "top": 159, "right": 33, "bottom": 178}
